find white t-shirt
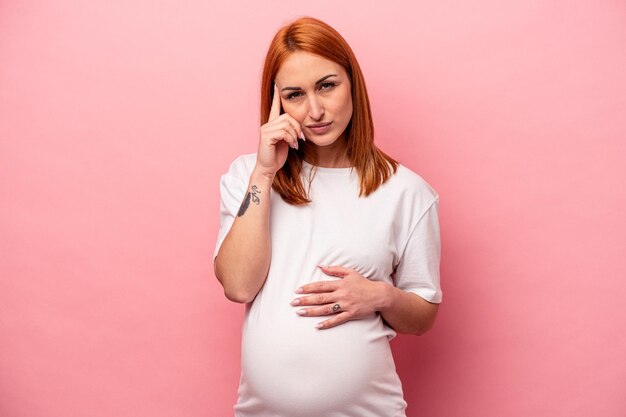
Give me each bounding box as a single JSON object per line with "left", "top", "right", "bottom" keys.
{"left": 214, "top": 153, "right": 442, "bottom": 417}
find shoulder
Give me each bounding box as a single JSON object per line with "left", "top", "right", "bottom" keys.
{"left": 223, "top": 152, "right": 257, "bottom": 179}
{"left": 227, "top": 152, "right": 257, "bottom": 171}
{"left": 387, "top": 162, "right": 439, "bottom": 204}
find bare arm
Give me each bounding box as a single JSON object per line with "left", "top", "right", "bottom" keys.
{"left": 213, "top": 169, "right": 274, "bottom": 304}
{"left": 293, "top": 266, "right": 439, "bottom": 334}
{"left": 378, "top": 282, "right": 439, "bottom": 335}
{"left": 213, "top": 82, "right": 303, "bottom": 304}
{"left": 380, "top": 200, "right": 441, "bottom": 335}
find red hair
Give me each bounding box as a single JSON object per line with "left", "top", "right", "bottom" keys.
{"left": 260, "top": 16, "right": 398, "bottom": 205}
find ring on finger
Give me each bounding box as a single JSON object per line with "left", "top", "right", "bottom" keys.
{"left": 332, "top": 303, "right": 341, "bottom": 313}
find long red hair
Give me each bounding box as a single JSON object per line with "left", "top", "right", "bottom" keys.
{"left": 260, "top": 16, "right": 398, "bottom": 205}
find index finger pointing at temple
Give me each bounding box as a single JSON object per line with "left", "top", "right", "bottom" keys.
{"left": 268, "top": 82, "right": 281, "bottom": 122}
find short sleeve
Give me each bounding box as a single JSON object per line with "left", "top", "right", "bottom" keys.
{"left": 393, "top": 197, "right": 442, "bottom": 303}
{"left": 213, "top": 156, "right": 248, "bottom": 261}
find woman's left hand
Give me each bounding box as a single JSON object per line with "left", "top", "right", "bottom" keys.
{"left": 290, "top": 265, "right": 389, "bottom": 330}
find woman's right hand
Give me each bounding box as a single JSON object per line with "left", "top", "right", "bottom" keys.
{"left": 255, "top": 83, "right": 304, "bottom": 178}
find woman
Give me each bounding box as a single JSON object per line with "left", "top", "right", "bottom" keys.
{"left": 213, "top": 16, "right": 442, "bottom": 417}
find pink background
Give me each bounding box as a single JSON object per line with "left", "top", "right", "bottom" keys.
{"left": 1, "top": 1, "right": 625, "bottom": 416}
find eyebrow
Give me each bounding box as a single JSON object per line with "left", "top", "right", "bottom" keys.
{"left": 279, "top": 74, "right": 338, "bottom": 92}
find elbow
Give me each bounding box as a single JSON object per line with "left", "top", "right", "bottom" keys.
{"left": 416, "top": 317, "right": 440, "bottom": 336}
{"left": 217, "top": 274, "right": 258, "bottom": 304}
{"left": 213, "top": 254, "right": 262, "bottom": 304}
{"left": 216, "top": 272, "right": 257, "bottom": 304}
{"left": 414, "top": 325, "right": 432, "bottom": 336}
{"left": 414, "top": 310, "right": 439, "bottom": 336}
{"left": 398, "top": 325, "right": 431, "bottom": 336}
{"left": 223, "top": 288, "right": 256, "bottom": 304}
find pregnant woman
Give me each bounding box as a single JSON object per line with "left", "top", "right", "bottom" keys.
{"left": 213, "top": 16, "right": 443, "bottom": 417}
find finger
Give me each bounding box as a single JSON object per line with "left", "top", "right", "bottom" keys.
{"left": 268, "top": 82, "right": 282, "bottom": 122}
{"left": 280, "top": 122, "right": 300, "bottom": 148}
{"left": 265, "top": 124, "right": 298, "bottom": 149}
{"left": 295, "top": 302, "right": 342, "bottom": 317}
{"left": 282, "top": 114, "right": 305, "bottom": 142}
{"left": 270, "top": 114, "right": 301, "bottom": 147}
{"left": 317, "top": 265, "right": 351, "bottom": 277}
{"left": 290, "top": 293, "right": 332, "bottom": 306}
{"left": 315, "top": 312, "right": 351, "bottom": 330}
{"left": 296, "top": 280, "right": 341, "bottom": 294}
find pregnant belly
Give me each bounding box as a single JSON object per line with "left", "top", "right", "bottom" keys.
{"left": 239, "top": 309, "right": 400, "bottom": 415}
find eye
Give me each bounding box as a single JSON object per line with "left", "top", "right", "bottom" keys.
{"left": 285, "top": 91, "right": 303, "bottom": 100}
{"left": 284, "top": 82, "right": 336, "bottom": 101}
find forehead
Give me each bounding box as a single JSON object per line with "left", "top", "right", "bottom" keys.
{"left": 276, "top": 51, "right": 345, "bottom": 86}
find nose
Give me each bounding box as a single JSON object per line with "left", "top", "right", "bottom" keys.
{"left": 306, "top": 95, "right": 324, "bottom": 121}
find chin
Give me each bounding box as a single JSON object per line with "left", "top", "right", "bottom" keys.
{"left": 312, "top": 137, "right": 339, "bottom": 147}
{"left": 306, "top": 131, "right": 346, "bottom": 147}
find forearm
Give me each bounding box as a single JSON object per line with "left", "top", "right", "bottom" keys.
{"left": 376, "top": 282, "right": 439, "bottom": 335}
{"left": 214, "top": 168, "right": 273, "bottom": 303}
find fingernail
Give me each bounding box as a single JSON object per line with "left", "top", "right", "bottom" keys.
{"left": 317, "top": 265, "right": 327, "bottom": 269}
{"left": 290, "top": 298, "right": 300, "bottom": 306}
{"left": 295, "top": 141, "right": 299, "bottom": 150}
{"left": 299, "top": 131, "right": 305, "bottom": 141}
{"left": 296, "top": 287, "right": 303, "bottom": 293}
{"left": 315, "top": 323, "right": 324, "bottom": 329}
{"left": 296, "top": 309, "right": 306, "bottom": 315}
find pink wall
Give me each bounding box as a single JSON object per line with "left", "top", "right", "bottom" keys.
{"left": 1, "top": 1, "right": 625, "bottom": 416}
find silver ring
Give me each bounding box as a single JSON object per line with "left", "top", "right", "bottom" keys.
{"left": 332, "top": 303, "right": 341, "bottom": 313}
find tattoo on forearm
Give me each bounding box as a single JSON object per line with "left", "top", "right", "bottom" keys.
{"left": 237, "top": 185, "right": 261, "bottom": 217}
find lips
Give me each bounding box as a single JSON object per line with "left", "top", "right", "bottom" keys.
{"left": 306, "top": 121, "right": 333, "bottom": 135}
{"left": 306, "top": 122, "right": 331, "bottom": 128}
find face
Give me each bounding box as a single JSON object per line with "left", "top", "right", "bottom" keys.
{"left": 275, "top": 51, "right": 353, "bottom": 147}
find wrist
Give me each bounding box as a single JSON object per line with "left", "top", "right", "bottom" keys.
{"left": 376, "top": 281, "right": 395, "bottom": 313}
{"left": 250, "top": 167, "right": 275, "bottom": 185}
